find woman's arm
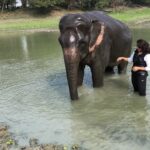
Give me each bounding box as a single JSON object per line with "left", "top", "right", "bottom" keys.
{"left": 117, "top": 51, "right": 134, "bottom": 63}
{"left": 132, "top": 54, "right": 150, "bottom": 72}
{"left": 133, "top": 54, "right": 150, "bottom": 72}
{"left": 145, "top": 54, "right": 150, "bottom": 71}
{"left": 132, "top": 66, "right": 146, "bottom": 72}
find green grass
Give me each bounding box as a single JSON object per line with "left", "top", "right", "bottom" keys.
{"left": 0, "top": 7, "right": 149, "bottom": 31}
{"left": 110, "top": 7, "right": 150, "bottom": 23}
{"left": 0, "top": 17, "right": 60, "bottom": 31}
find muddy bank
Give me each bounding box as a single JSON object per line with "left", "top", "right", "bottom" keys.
{"left": 0, "top": 123, "right": 81, "bottom": 150}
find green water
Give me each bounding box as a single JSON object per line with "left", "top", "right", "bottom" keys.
{"left": 0, "top": 28, "right": 150, "bottom": 149}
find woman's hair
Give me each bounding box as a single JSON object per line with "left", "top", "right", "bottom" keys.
{"left": 137, "top": 39, "right": 150, "bottom": 54}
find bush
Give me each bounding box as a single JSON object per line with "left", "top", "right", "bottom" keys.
{"left": 95, "top": 0, "right": 110, "bottom": 9}
{"left": 80, "top": 0, "right": 97, "bottom": 10}
{"left": 131, "top": 0, "right": 150, "bottom": 4}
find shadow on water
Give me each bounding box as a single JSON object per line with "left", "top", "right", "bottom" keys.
{"left": 47, "top": 71, "right": 69, "bottom": 100}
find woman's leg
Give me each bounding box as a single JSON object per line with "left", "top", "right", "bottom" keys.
{"left": 131, "top": 72, "right": 139, "bottom": 92}
{"left": 137, "top": 73, "right": 147, "bottom": 96}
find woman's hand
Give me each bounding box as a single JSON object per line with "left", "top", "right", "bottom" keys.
{"left": 117, "top": 57, "right": 128, "bottom": 62}
{"left": 132, "top": 66, "right": 139, "bottom": 72}
{"left": 117, "top": 57, "right": 123, "bottom": 62}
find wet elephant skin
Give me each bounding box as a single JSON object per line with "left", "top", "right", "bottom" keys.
{"left": 58, "top": 11, "right": 132, "bottom": 100}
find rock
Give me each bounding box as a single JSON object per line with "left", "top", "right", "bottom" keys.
{"left": 0, "top": 123, "right": 83, "bottom": 150}
{"left": 29, "top": 138, "right": 39, "bottom": 147}
{"left": 0, "top": 123, "right": 16, "bottom": 150}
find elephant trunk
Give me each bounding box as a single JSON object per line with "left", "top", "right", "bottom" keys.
{"left": 63, "top": 48, "right": 79, "bottom": 100}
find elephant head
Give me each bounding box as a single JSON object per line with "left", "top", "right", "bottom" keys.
{"left": 58, "top": 14, "right": 105, "bottom": 100}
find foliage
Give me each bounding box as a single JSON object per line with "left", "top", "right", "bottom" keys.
{"left": 0, "top": 0, "right": 149, "bottom": 12}
{"left": 55, "top": 0, "right": 67, "bottom": 8}
{"left": 80, "top": 0, "right": 96, "bottom": 9}
{"left": 130, "top": 0, "right": 150, "bottom": 4}
{"left": 95, "top": 0, "right": 110, "bottom": 9}
{"left": 21, "top": 0, "right": 27, "bottom": 8}
{"left": 28, "top": 0, "right": 57, "bottom": 8}
{"left": 0, "top": 7, "right": 149, "bottom": 30}
{"left": 0, "top": 0, "right": 16, "bottom": 12}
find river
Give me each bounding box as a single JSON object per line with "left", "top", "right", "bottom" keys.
{"left": 0, "top": 28, "right": 150, "bottom": 150}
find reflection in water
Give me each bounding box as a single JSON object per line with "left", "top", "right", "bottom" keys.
{"left": 0, "top": 29, "right": 150, "bottom": 149}
{"left": 21, "top": 35, "right": 29, "bottom": 60}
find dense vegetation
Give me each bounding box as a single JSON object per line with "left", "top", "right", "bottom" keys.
{"left": 0, "top": 0, "right": 149, "bottom": 12}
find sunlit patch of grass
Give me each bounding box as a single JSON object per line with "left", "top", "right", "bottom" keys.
{"left": 0, "top": 17, "right": 60, "bottom": 30}
{"left": 110, "top": 7, "right": 150, "bottom": 23}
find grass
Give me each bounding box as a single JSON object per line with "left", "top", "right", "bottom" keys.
{"left": 0, "top": 17, "right": 60, "bottom": 30}
{"left": 110, "top": 7, "right": 150, "bottom": 23}
{"left": 0, "top": 7, "right": 149, "bottom": 31}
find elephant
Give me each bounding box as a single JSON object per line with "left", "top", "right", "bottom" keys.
{"left": 58, "top": 11, "right": 132, "bottom": 100}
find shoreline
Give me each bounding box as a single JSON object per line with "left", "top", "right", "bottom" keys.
{"left": 0, "top": 123, "right": 80, "bottom": 150}
{"left": 0, "top": 28, "right": 59, "bottom": 33}
{"left": 0, "top": 7, "right": 149, "bottom": 32}
{"left": 0, "top": 19, "right": 149, "bottom": 33}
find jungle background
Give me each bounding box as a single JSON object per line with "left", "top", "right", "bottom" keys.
{"left": 0, "top": 0, "right": 150, "bottom": 13}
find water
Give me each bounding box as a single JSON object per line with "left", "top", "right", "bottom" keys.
{"left": 0, "top": 28, "right": 150, "bottom": 150}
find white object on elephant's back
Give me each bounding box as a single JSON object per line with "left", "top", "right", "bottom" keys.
{"left": 70, "top": 35, "right": 75, "bottom": 42}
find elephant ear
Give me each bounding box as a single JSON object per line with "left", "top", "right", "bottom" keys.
{"left": 89, "top": 20, "right": 105, "bottom": 52}
{"left": 75, "top": 24, "right": 91, "bottom": 58}
{"left": 75, "top": 23, "right": 90, "bottom": 43}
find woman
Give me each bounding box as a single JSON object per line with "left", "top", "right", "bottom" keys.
{"left": 117, "top": 39, "right": 150, "bottom": 96}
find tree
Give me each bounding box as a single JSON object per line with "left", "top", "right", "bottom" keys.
{"left": 1, "top": 0, "right": 6, "bottom": 12}
{"left": 28, "top": 0, "right": 56, "bottom": 8}
{"left": 95, "top": 0, "right": 110, "bottom": 9}
{"left": 0, "top": 0, "right": 16, "bottom": 12}
{"left": 21, "top": 0, "right": 27, "bottom": 8}
{"left": 131, "top": 0, "right": 150, "bottom": 4}
{"left": 80, "top": 0, "right": 97, "bottom": 10}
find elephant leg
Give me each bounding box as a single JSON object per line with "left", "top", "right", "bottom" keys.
{"left": 90, "top": 63, "right": 104, "bottom": 87}
{"left": 118, "top": 61, "right": 128, "bottom": 74}
{"left": 105, "top": 66, "right": 114, "bottom": 74}
{"left": 78, "top": 64, "right": 85, "bottom": 86}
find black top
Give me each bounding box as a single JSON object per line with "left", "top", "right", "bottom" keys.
{"left": 133, "top": 50, "right": 147, "bottom": 67}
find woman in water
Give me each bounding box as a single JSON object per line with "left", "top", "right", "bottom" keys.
{"left": 117, "top": 39, "right": 150, "bottom": 96}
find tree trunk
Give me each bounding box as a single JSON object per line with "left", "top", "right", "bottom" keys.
{"left": 1, "top": 0, "right": 6, "bottom": 13}
{"left": 21, "top": 0, "right": 27, "bottom": 8}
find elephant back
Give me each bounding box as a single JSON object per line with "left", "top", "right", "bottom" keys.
{"left": 83, "top": 11, "right": 132, "bottom": 64}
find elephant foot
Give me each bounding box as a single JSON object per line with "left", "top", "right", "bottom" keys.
{"left": 105, "top": 66, "right": 115, "bottom": 74}
{"left": 93, "top": 81, "right": 103, "bottom": 88}
{"left": 71, "top": 96, "right": 79, "bottom": 100}
{"left": 118, "top": 63, "right": 127, "bottom": 74}
{"left": 70, "top": 93, "right": 79, "bottom": 100}
{"left": 78, "top": 84, "right": 82, "bottom": 87}
{"left": 118, "top": 67, "right": 127, "bottom": 74}
{"left": 77, "top": 80, "right": 83, "bottom": 87}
